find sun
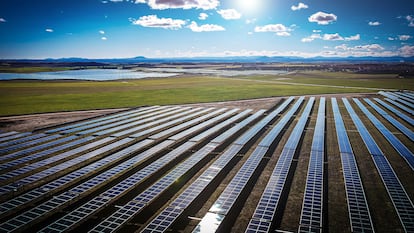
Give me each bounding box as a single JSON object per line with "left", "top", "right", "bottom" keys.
{"left": 235, "top": 0, "right": 262, "bottom": 15}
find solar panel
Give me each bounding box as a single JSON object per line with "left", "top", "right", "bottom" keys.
{"left": 374, "top": 98, "right": 414, "bottom": 126}
{"left": 387, "top": 92, "right": 414, "bottom": 104}
{"left": 140, "top": 99, "right": 294, "bottom": 233}
{"left": 123, "top": 108, "right": 221, "bottom": 138}
{"left": 0, "top": 137, "right": 115, "bottom": 184}
{"left": 380, "top": 91, "right": 414, "bottom": 109}
{"left": 299, "top": 97, "right": 325, "bottom": 233}
{"left": 90, "top": 110, "right": 262, "bottom": 233}
{"left": 75, "top": 107, "right": 189, "bottom": 135}
{"left": 0, "top": 137, "right": 131, "bottom": 196}
{"left": 0, "top": 134, "right": 62, "bottom": 155}
{"left": 342, "top": 98, "right": 414, "bottom": 232}
{"left": 0, "top": 139, "right": 174, "bottom": 232}
{"left": 45, "top": 106, "right": 161, "bottom": 134}
{"left": 364, "top": 98, "right": 414, "bottom": 141}
{"left": 0, "top": 132, "right": 31, "bottom": 144}
{"left": 192, "top": 97, "right": 307, "bottom": 233}
{"left": 331, "top": 98, "right": 374, "bottom": 233}
{"left": 355, "top": 98, "right": 414, "bottom": 170}
{"left": 0, "top": 133, "right": 47, "bottom": 149}
{"left": 0, "top": 131, "right": 19, "bottom": 139}
{"left": 384, "top": 98, "right": 414, "bottom": 115}
{"left": 0, "top": 139, "right": 154, "bottom": 220}
{"left": 168, "top": 108, "right": 238, "bottom": 141}
{"left": 245, "top": 97, "right": 314, "bottom": 233}
{"left": 0, "top": 135, "right": 78, "bottom": 171}
{"left": 398, "top": 92, "right": 414, "bottom": 101}
{"left": 234, "top": 97, "right": 294, "bottom": 146}
{"left": 93, "top": 107, "right": 206, "bottom": 136}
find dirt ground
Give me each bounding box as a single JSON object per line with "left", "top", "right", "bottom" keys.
{"left": 0, "top": 93, "right": 377, "bottom": 133}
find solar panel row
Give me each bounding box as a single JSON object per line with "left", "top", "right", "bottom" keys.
{"left": 58, "top": 106, "right": 173, "bottom": 135}
{"left": 363, "top": 99, "right": 414, "bottom": 141}
{"left": 141, "top": 98, "right": 294, "bottom": 233}
{"left": 0, "top": 139, "right": 154, "bottom": 220}
{"left": 342, "top": 98, "right": 414, "bottom": 233}
{"left": 0, "top": 135, "right": 78, "bottom": 171}
{"left": 384, "top": 98, "right": 414, "bottom": 116}
{"left": 0, "top": 137, "right": 129, "bottom": 196}
{"left": 75, "top": 107, "right": 189, "bottom": 135}
{"left": 0, "top": 108, "right": 240, "bottom": 232}
{"left": 0, "top": 132, "right": 32, "bottom": 144}
{"left": 0, "top": 139, "right": 174, "bottom": 232}
{"left": 89, "top": 109, "right": 263, "bottom": 233}
{"left": 0, "top": 131, "right": 19, "bottom": 139}
{"left": 122, "top": 108, "right": 224, "bottom": 138}
{"left": 0, "top": 137, "right": 115, "bottom": 184}
{"left": 388, "top": 92, "right": 414, "bottom": 105}
{"left": 93, "top": 107, "right": 206, "bottom": 137}
{"left": 354, "top": 98, "right": 414, "bottom": 170}
{"left": 45, "top": 106, "right": 160, "bottom": 134}
{"left": 191, "top": 98, "right": 305, "bottom": 233}
{"left": 331, "top": 98, "right": 374, "bottom": 233}
{"left": 41, "top": 109, "right": 247, "bottom": 232}
{"left": 374, "top": 98, "right": 414, "bottom": 126}
{"left": 0, "top": 133, "right": 47, "bottom": 149}
{"left": 380, "top": 92, "right": 414, "bottom": 109}
{"left": 299, "top": 97, "right": 325, "bottom": 233}
{"left": 245, "top": 97, "right": 314, "bottom": 233}
{"left": 0, "top": 134, "right": 62, "bottom": 155}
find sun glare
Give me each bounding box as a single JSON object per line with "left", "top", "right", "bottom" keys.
{"left": 235, "top": 0, "right": 261, "bottom": 15}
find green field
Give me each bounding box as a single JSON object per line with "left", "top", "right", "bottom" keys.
{"left": 1, "top": 72, "right": 412, "bottom": 116}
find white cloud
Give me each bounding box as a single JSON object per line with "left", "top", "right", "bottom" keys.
{"left": 291, "top": 2, "right": 308, "bottom": 11}
{"left": 101, "top": 37, "right": 108, "bottom": 40}
{"left": 199, "top": 13, "right": 208, "bottom": 20}
{"left": 399, "top": 45, "right": 414, "bottom": 57}
{"left": 99, "top": 30, "right": 105, "bottom": 34}
{"left": 217, "top": 9, "right": 241, "bottom": 20}
{"left": 135, "top": 0, "right": 146, "bottom": 3}
{"left": 345, "top": 34, "right": 360, "bottom": 41}
{"left": 302, "top": 33, "right": 359, "bottom": 42}
{"left": 354, "top": 44, "right": 384, "bottom": 51}
{"left": 323, "top": 33, "right": 343, "bottom": 41}
{"left": 313, "top": 29, "right": 321, "bottom": 33}
{"left": 308, "top": 11, "right": 337, "bottom": 25}
{"left": 0, "top": 18, "right": 6, "bottom": 23}
{"left": 398, "top": 35, "right": 412, "bottom": 41}
{"left": 130, "top": 15, "right": 186, "bottom": 30}
{"left": 406, "top": 15, "right": 414, "bottom": 27}
{"left": 254, "top": 24, "right": 291, "bottom": 36}
{"left": 368, "top": 21, "right": 381, "bottom": 26}
{"left": 301, "top": 34, "right": 321, "bottom": 42}
{"left": 145, "top": 0, "right": 219, "bottom": 10}
{"left": 188, "top": 21, "right": 225, "bottom": 32}
{"left": 45, "top": 28, "right": 54, "bottom": 32}
{"left": 388, "top": 37, "right": 395, "bottom": 41}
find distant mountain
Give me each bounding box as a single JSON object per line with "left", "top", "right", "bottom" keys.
{"left": 2, "top": 55, "right": 414, "bottom": 64}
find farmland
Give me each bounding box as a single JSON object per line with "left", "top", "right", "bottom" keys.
{"left": 1, "top": 66, "right": 413, "bottom": 116}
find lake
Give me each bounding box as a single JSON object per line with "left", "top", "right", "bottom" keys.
{"left": 0, "top": 69, "right": 180, "bottom": 81}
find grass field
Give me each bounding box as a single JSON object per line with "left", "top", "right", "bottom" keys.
{"left": 1, "top": 72, "right": 413, "bottom": 116}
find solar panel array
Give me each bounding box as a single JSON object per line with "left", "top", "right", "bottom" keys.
{"left": 331, "top": 98, "right": 374, "bottom": 233}
{"left": 343, "top": 98, "right": 414, "bottom": 232}
{"left": 298, "top": 97, "right": 325, "bottom": 233}
{"left": 0, "top": 92, "right": 413, "bottom": 233}
{"left": 245, "top": 97, "right": 314, "bottom": 233}
{"left": 354, "top": 98, "right": 414, "bottom": 170}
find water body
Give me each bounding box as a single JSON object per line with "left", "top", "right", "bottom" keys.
{"left": 0, "top": 69, "right": 179, "bottom": 81}
{"left": 144, "top": 68, "right": 288, "bottom": 76}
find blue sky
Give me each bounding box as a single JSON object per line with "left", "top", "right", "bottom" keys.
{"left": 0, "top": 0, "right": 413, "bottom": 59}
